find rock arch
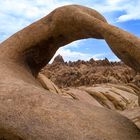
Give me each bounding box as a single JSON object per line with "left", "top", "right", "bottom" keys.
{"left": 0, "top": 5, "right": 140, "bottom": 140}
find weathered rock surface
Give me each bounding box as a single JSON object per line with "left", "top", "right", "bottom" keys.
{"left": 40, "top": 63, "right": 140, "bottom": 111}
{"left": 121, "top": 107, "right": 140, "bottom": 129}
{"left": 52, "top": 54, "right": 65, "bottom": 64}
{"left": 63, "top": 84, "right": 139, "bottom": 110}
{"left": 42, "top": 55, "right": 138, "bottom": 88}
{"left": 0, "top": 5, "right": 140, "bottom": 140}
{"left": 42, "top": 56, "right": 140, "bottom": 127}
{"left": 37, "top": 73, "right": 62, "bottom": 94}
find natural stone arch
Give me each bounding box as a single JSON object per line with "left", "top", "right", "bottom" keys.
{"left": 1, "top": 5, "right": 140, "bottom": 76}
{"left": 0, "top": 5, "right": 140, "bottom": 140}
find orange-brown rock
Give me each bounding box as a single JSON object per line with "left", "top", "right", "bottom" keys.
{"left": 0, "top": 5, "right": 140, "bottom": 140}
{"left": 63, "top": 84, "right": 139, "bottom": 111}
{"left": 120, "top": 107, "right": 140, "bottom": 129}
{"left": 37, "top": 73, "right": 62, "bottom": 94}
{"left": 42, "top": 57, "right": 138, "bottom": 88}
{"left": 42, "top": 58, "right": 140, "bottom": 111}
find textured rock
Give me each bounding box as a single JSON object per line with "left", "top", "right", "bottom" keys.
{"left": 37, "top": 73, "right": 61, "bottom": 94}
{"left": 64, "top": 84, "right": 139, "bottom": 111}
{"left": 42, "top": 57, "right": 137, "bottom": 88}
{"left": 121, "top": 107, "right": 140, "bottom": 129}
{"left": 0, "top": 5, "right": 140, "bottom": 140}
{"left": 43, "top": 56, "right": 140, "bottom": 127}
{"left": 64, "top": 88, "right": 103, "bottom": 107}
{"left": 52, "top": 54, "right": 64, "bottom": 64}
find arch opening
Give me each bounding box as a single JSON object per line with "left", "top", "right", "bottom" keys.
{"left": 49, "top": 39, "right": 120, "bottom": 63}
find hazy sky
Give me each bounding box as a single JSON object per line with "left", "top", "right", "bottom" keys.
{"left": 0, "top": 0, "right": 140, "bottom": 62}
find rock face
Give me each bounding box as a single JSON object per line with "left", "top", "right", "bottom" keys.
{"left": 37, "top": 73, "right": 62, "bottom": 94}
{"left": 121, "top": 107, "right": 140, "bottom": 129}
{"left": 42, "top": 57, "right": 140, "bottom": 110}
{"left": 64, "top": 84, "right": 139, "bottom": 110}
{"left": 0, "top": 5, "right": 140, "bottom": 140}
{"left": 52, "top": 54, "right": 64, "bottom": 64}
{"left": 42, "top": 56, "right": 138, "bottom": 88}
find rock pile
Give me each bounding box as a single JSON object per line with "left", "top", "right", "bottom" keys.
{"left": 41, "top": 55, "right": 138, "bottom": 88}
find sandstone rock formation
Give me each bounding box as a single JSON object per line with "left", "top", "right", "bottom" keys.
{"left": 0, "top": 5, "right": 140, "bottom": 140}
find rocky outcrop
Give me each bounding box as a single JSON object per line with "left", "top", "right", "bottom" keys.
{"left": 42, "top": 56, "right": 140, "bottom": 127}
{"left": 0, "top": 5, "right": 140, "bottom": 140}
{"left": 42, "top": 57, "right": 137, "bottom": 88}
{"left": 37, "top": 73, "right": 62, "bottom": 94}
{"left": 63, "top": 84, "right": 139, "bottom": 111}
{"left": 52, "top": 54, "right": 64, "bottom": 64}
{"left": 121, "top": 107, "right": 140, "bottom": 129}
